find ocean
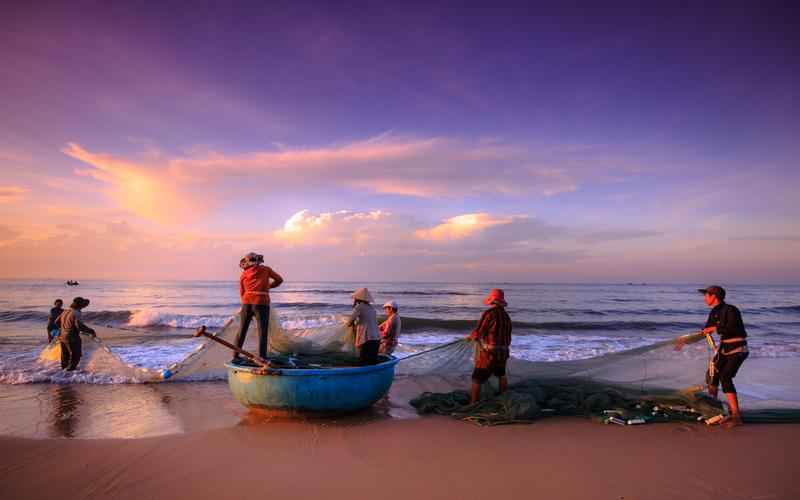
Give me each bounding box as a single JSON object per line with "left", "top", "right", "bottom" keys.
{"left": 1, "top": 280, "right": 799, "bottom": 384}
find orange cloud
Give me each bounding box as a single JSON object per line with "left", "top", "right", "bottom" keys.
{"left": 62, "top": 134, "right": 606, "bottom": 223}
{"left": 0, "top": 185, "right": 27, "bottom": 203}
{"left": 416, "top": 213, "right": 520, "bottom": 241}
{"left": 275, "top": 209, "right": 399, "bottom": 251}
{"left": 63, "top": 143, "right": 200, "bottom": 223}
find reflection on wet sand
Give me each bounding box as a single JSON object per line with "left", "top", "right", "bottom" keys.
{"left": 1, "top": 382, "right": 238, "bottom": 439}
{"left": 0, "top": 377, "right": 454, "bottom": 439}
{"left": 50, "top": 385, "right": 80, "bottom": 438}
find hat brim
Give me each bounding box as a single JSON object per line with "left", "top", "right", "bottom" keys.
{"left": 697, "top": 288, "right": 709, "bottom": 294}
{"left": 485, "top": 297, "right": 507, "bottom": 306}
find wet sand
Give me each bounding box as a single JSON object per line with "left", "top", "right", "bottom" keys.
{"left": 0, "top": 375, "right": 472, "bottom": 438}
{"left": 1, "top": 417, "right": 798, "bottom": 500}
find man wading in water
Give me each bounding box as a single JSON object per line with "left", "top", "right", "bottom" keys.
{"left": 47, "top": 299, "right": 64, "bottom": 343}
{"left": 58, "top": 297, "right": 96, "bottom": 371}
{"left": 676, "top": 285, "right": 749, "bottom": 428}
{"left": 233, "top": 252, "right": 283, "bottom": 364}
{"left": 467, "top": 289, "right": 512, "bottom": 404}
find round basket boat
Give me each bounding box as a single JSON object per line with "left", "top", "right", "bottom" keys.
{"left": 225, "top": 355, "right": 400, "bottom": 413}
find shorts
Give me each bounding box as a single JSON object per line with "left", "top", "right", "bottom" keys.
{"left": 471, "top": 348, "right": 508, "bottom": 383}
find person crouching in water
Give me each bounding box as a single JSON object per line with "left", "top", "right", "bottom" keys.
{"left": 378, "top": 300, "right": 401, "bottom": 355}
{"left": 467, "top": 289, "right": 512, "bottom": 404}
{"left": 47, "top": 299, "right": 64, "bottom": 343}
{"left": 233, "top": 252, "right": 283, "bottom": 364}
{"left": 58, "top": 297, "right": 96, "bottom": 371}
{"left": 676, "top": 285, "right": 748, "bottom": 428}
{"left": 346, "top": 288, "right": 380, "bottom": 365}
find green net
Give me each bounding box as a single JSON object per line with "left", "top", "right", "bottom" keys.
{"left": 397, "top": 338, "right": 800, "bottom": 425}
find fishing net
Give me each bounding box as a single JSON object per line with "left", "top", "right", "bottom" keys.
{"left": 31, "top": 306, "right": 800, "bottom": 427}
{"left": 35, "top": 307, "right": 358, "bottom": 382}
{"left": 398, "top": 338, "right": 800, "bottom": 425}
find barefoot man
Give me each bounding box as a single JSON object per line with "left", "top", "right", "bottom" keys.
{"left": 677, "top": 285, "right": 749, "bottom": 428}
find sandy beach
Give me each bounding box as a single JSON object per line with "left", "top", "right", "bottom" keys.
{"left": 1, "top": 416, "right": 797, "bottom": 500}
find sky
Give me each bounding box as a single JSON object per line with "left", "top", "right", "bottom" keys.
{"left": 1, "top": 2, "right": 798, "bottom": 283}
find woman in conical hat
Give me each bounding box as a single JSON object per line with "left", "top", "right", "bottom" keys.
{"left": 346, "top": 288, "right": 380, "bottom": 365}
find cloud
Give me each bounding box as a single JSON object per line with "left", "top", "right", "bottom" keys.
{"left": 0, "top": 225, "right": 21, "bottom": 246}
{"left": 2, "top": 206, "right": 798, "bottom": 282}
{"left": 415, "top": 213, "right": 515, "bottom": 241}
{"left": 62, "top": 134, "right": 634, "bottom": 222}
{"left": 273, "top": 209, "right": 565, "bottom": 261}
{"left": 0, "top": 185, "right": 27, "bottom": 203}
{"left": 275, "top": 209, "right": 407, "bottom": 254}
{"left": 62, "top": 143, "right": 201, "bottom": 222}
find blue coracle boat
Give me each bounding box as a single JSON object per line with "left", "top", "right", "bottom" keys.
{"left": 225, "top": 356, "right": 400, "bottom": 413}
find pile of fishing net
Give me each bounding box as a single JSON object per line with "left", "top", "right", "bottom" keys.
{"left": 410, "top": 379, "right": 725, "bottom": 426}
{"left": 400, "top": 338, "right": 800, "bottom": 426}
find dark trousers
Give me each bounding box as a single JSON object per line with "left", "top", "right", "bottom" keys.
{"left": 358, "top": 340, "right": 380, "bottom": 366}
{"left": 60, "top": 339, "right": 82, "bottom": 371}
{"left": 711, "top": 351, "right": 749, "bottom": 394}
{"left": 235, "top": 304, "right": 270, "bottom": 358}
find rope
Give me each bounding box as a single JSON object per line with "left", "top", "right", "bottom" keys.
{"left": 398, "top": 338, "right": 469, "bottom": 361}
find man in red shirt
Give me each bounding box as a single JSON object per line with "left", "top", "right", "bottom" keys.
{"left": 467, "top": 289, "right": 512, "bottom": 404}
{"left": 233, "top": 252, "right": 283, "bottom": 363}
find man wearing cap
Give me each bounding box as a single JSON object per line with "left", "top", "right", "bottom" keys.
{"left": 467, "top": 289, "right": 512, "bottom": 404}
{"left": 379, "top": 300, "right": 401, "bottom": 355}
{"left": 234, "top": 252, "right": 283, "bottom": 363}
{"left": 346, "top": 288, "right": 381, "bottom": 365}
{"left": 678, "top": 285, "right": 749, "bottom": 428}
{"left": 57, "top": 297, "right": 96, "bottom": 371}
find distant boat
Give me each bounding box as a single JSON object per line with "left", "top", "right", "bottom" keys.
{"left": 65, "top": 280, "right": 80, "bottom": 286}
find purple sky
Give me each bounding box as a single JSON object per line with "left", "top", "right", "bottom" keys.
{"left": 1, "top": 2, "right": 798, "bottom": 282}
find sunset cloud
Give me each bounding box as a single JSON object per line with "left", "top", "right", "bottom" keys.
{"left": 63, "top": 143, "right": 201, "bottom": 223}
{"left": 415, "top": 213, "right": 517, "bottom": 241}
{"left": 61, "top": 134, "right": 622, "bottom": 222}
{"left": 0, "top": 186, "right": 27, "bottom": 204}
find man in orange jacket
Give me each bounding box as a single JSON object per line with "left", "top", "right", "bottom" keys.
{"left": 234, "top": 252, "right": 283, "bottom": 363}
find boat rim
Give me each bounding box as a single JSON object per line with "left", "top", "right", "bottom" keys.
{"left": 225, "top": 355, "right": 399, "bottom": 377}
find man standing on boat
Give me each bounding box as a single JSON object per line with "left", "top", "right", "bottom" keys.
{"left": 233, "top": 252, "right": 283, "bottom": 363}
{"left": 467, "top": 289, "right": 512, "bottom": 404}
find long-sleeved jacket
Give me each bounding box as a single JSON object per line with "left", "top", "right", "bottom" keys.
{"left": 705, "top": 302, "right": 747, "bottom": 342}
{"left": 379, "top": 314, "right": 401, "bottom": 354}
{"left": 469, "top": 305, "right": 512, "bottom": 352}
{"left": 58, "top": 309, "right": 94, "bottom": 342}
{"left": 347, "top": 303, "right": 380, "bottom": 347}
{"left": 240, "top": 265, "right": 274, "bottom": 305}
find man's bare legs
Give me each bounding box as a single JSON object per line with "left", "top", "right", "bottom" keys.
{"left": 470, "top": 382, "right": 481, "bottom": 404}
{"left": 709, "top": 384, "right": 743, "bottom": 428}
{"left": 499, "top": 375, "right": 508, "bottom": 395}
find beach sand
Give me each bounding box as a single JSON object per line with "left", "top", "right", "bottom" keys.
{"left": 1, "top": 414, "right": 797, "bottom": 500}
